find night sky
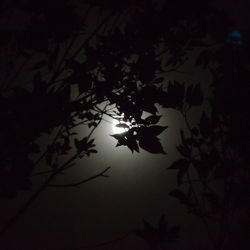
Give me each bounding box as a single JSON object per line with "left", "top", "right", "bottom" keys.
{"left": 0, "top": 0, "right": 249, "bottom": 249}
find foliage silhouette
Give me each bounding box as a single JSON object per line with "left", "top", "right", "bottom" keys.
{"left": 0, "top": 0, "right": 250, "bottom": 249}
{"left": 134, "top": 215, "right": 180, "bottom": 250}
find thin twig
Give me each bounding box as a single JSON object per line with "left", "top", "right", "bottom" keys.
{"left": 183, "top": 109, "right": 216, "bottom": 247}
{"left": 0, "top": 102, "right": 108, "bottom": 236}
{"left": 70, "top": 10, "right": 116, "bottom": 61}
{"left": 0, "top": 172, "right": 56, "bottom": 237}
{"left": 48, "top": 166, "right": 111, "bottom": 188}
{"left": 31, "top": 163, "right": 76, "bottom": 177}
{"left": 48, "top": 6, "right": 93, "bottom": 87}
{"left": 186, "top": 170, "right": 216, "bottom": 247}
{"left": 155, "top": 48, "right": 169, "bottom": 58}
{"left": 2, "top": 53, "right": 33, "bottom": 91}
{"left": 32, "top": 125, "right": 64, "bottom": 168}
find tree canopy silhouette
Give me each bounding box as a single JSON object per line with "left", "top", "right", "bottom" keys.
{"left": 0, "top": 0, "right": 250, "bottom": 249}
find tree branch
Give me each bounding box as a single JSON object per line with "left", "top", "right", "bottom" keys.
{"left": 48, "top": 6, "right": 93, "bottom": 87}
{"left": 70, "top": 10, "right": 116, "bottom": 61}
{"left": 48, "top": 166, "right": 111, "bottom": 188}
{"left": 0, "top": 172, "right": 56, "bottom": 237}
{"left": 0, "top": 98, "right": 107, "bottom": 236}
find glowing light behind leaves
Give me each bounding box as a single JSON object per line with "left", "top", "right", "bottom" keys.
{"left": 112, "top": 118, "right": 131, "bottom": 134}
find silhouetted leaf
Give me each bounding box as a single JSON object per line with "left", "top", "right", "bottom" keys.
{"left": 199, "top": 112, "right": 211, "bottom": 137}
{"left": 88, "top": 149, "right": 98, "bottom": 154}
{"left": 185, "top": 85, "right": 193, "bottom": 105}
{"left": 168, "top": 189, "right": 190, "bottom": 205}
{"left": 111, "top": 132, "right": 129, "bottom": 146}
{"left": 33, "top": 71, "right": 42, "bottom": 86}
{"left": 153, "top": 77, "right": 164, "bottom": 83}
{"left": 139, "top": 136, "right": 166, "bottom": 154}
{"left": 208, "top": 148, "right": 220, "bottom": 165}
{"left": 189, "top": 39, "right": 206, "bottom": 47}
{"left": 136, "top": 126, "right": 168, "bottom": 141}
{"left": 192, "top": 83, "right": 203, "bottom": 106}
{"left": 191, "top": 127, "right": 199, "bottom": 137}
{"left": 176, "top": 144, "right": 191, "bottom": 158}
{"left": 137, "top": 53, "right": 156, "bottom": 82}
{"left": 144, "top": 115, "right": 162, "bottom": 125}
{"left": 74, "top": 137, "right": 88, "bottom": 154}
{"left": 213, "top": 160, "right": 236, "bottom": 179}
{"left": 177, "top": 168, "right": 187, "bottom": 186}
{"left": 202, "top": 192, "right": 220, "bottom": 213}
{"left": 33, "top": 71, "right": 47, "bottom": 94}
{"left": 49, "top": 44, "right": 59, "bottom": 67}
{"left": 168, "top": 159, "right": 189, "bottom": 170}
{"left": 185, "top": 83, "right": 203, "bottom": 106}
{"left": 135, "top": 215, "right": 180, "bottom": 249}
{"left": 158, "top": 215, "right": 167, "bottom": 236}
{"left": 141, "top": 102, "right": 158, "bottom": 114}
{"left": 110, "top": 133, "right": 123, "bottom": 141}
{"left": 162, "top": 81, "right": 185, "bottom": 109}
{"left": 110, "top": 131, "right": 139, "bottom": 153}
{"left": 192, "top": 159, "right": 210, "bottom": 179}
{"left": 127, "top": 137, "right": 140, "bottom": 153}
{"left": 196, "top": 50, "right": 214, "bottom": 68}
{"left": 61, "top": 136, "right": 72, "bottom": 155}
{"left": 32, "top": 60, "right": 48, "bottom": 70}
{"left": 46, "top": 144, "right": 55, "bottom": 166}
{"left": 147, "top": 125, "right": 168, "bottom": 136}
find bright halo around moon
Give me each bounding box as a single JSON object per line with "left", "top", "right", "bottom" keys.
{"left": 112, "top": 119, "right": 131, "bottom": 134}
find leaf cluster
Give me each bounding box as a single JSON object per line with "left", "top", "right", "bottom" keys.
{"left": 111, "top": 124, "right": 167, "bottom": 154}
{"left": 134, "top": 215, "right": 180, "bottom": 250}
{"left": 1, "top": 1, "right": 250, "bottom": 248}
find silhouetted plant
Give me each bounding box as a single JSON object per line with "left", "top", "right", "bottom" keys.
{"left": 134, "top": 215, "right": 180, "bottom": 250}
{"left": 0, "top": 0, "right": 249, "bottom": 249}
{"left": 164, "top": 30, "right": 250, "bottom": 249}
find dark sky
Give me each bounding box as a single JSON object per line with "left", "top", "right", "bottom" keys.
{"left": 0, "top": 1, "right": 248, "bottom": 249}
{"left": 212, "top": 0, "right": 250, "bottom": 30}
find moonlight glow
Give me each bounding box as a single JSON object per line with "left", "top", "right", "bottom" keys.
{"left": 112, "top": 119, "right": 131, "bottom": 134}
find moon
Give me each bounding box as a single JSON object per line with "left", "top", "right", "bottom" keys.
{"left": 112, "top": 119, "right": 131, "bottom": 134}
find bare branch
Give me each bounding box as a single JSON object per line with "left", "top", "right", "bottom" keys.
{"left": 48, "top": 5, "right": 93, "bottom": 87}
{"left": 48, "top": 166, "right": 111, "bottom": 188}
{"left": 31, "top": 163, "right": 76, "bottom": 177}
{"left": 70, "top": 10, "right": 116, "bottom": 61}
{"left": 32, "top": 125, "right": 64, "bottom": 169}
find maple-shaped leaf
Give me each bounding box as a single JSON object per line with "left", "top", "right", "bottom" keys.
{"left": 139, "top": 136, "right": 166, "bottom": 154}
{"left": 74, "top": 137, "right": 95, "bottom": 155}
{"left": 185, "top": 83, "right": 203, "bottom": 106}
{"left": 135, "top": 216, "right": 180, "bottom": 249}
